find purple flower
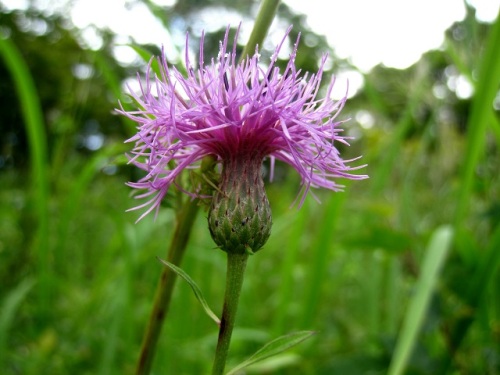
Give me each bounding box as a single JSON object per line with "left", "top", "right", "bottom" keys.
{"left": 118, "top": 26, "right": 367, "bottom": 221}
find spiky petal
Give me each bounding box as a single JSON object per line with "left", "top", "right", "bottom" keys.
{"left": 118, "top": 26, "right": 367, "bottom": 221}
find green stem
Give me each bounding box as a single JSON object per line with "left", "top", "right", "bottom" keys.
{"left": 135, "top": 198, "right": 200, "bottom": 375}
{"left": 211, "top": 253, "right": 249, "bottom": 375}
{"left": 239, "top": 0, "right": 281, "bottom": 61}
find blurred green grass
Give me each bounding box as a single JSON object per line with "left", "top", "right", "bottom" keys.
{"left": 0, "top": 2, "right": 499, "bottom": 375}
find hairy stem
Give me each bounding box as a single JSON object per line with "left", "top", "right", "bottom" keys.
{"left": 211, "top": 252, "right": 249, "bottom": 375}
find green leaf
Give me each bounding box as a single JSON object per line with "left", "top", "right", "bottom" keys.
{"left": 387, "top": 226, "right": 453, "bottom": 375}
{"left": 226, "top": 331, "right": 316, "bottom": 375}
{"left": 157, "top": 258, "right": 220, "bottom": 325}
{"left": 454, "top": 8, "right": 500, "bottom": 235}
{"left": 127, "top": 44, "right": 162, "bottom": 77}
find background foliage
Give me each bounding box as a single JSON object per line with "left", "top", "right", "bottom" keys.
{"left": 0, "top": 1, "right": 499, "bottom": 374}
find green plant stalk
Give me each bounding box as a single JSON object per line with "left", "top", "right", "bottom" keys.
{"left": 240, "top": 0, "right": 281, "bottom": 60}
{"left": 135, "top": 197, "right": 200, "bottom": 375}
{"left": 209, "top": 3, "right": 281, "bottom": 368}
{"left": 134, "top": 1, "right": 281, "bottom": 371}
{"left": 211, "top": 252, "right": 249, "bottom": 375}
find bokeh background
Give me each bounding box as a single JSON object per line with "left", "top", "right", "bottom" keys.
{"left": 1, "top": 0, "right": 499, "bottom": 374}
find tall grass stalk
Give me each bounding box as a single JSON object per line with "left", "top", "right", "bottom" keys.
{"left": 454, "top": 9, "right": 500, "bottom": 235}
{"left": 0, "top": 37, "right": 51, "bottom": 314}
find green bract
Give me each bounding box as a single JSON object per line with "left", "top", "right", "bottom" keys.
{"left": 208, "top": 154, "right": 272, "bottom": 254}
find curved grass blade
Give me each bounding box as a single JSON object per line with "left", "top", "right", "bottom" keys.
{"left": 0, "top": 37, "right": 50, "bottom": 313}
{"left": 157, "top": 257, "right": 220, "bottom": 325}
{"left": 226, "top": 331, "right": 316, "bottom": 375}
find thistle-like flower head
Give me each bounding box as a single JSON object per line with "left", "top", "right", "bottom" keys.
{"left": 119, "top": 26, "right": 367, "bottom": 224}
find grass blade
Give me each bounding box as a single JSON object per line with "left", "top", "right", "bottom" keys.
{"left": 157, "top": 257, "right": 220, "bottom": 325}
{"left": 441, "top": 225, "right": 500, "bottom": 372}
{"left": 387, "top": 226, "right": 453, "bottom": 375}
{"left": 128, "top": 44, "right": 163, "bottom": 77}
{"left": 454, "top": 9, "right": 500, "bottom": 230}
{"left": 0, "top": 36, "right": 50, "bottom": 313}
{"left": 226, "top": 331, "right": 316, "bottom": 375}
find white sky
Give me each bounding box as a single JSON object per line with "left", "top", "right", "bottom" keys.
{"left": 4, "top": 0, "right": 498, "bottom": 72}
{"left": 285, "top": 0, "right": 469, "bottom": 71}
